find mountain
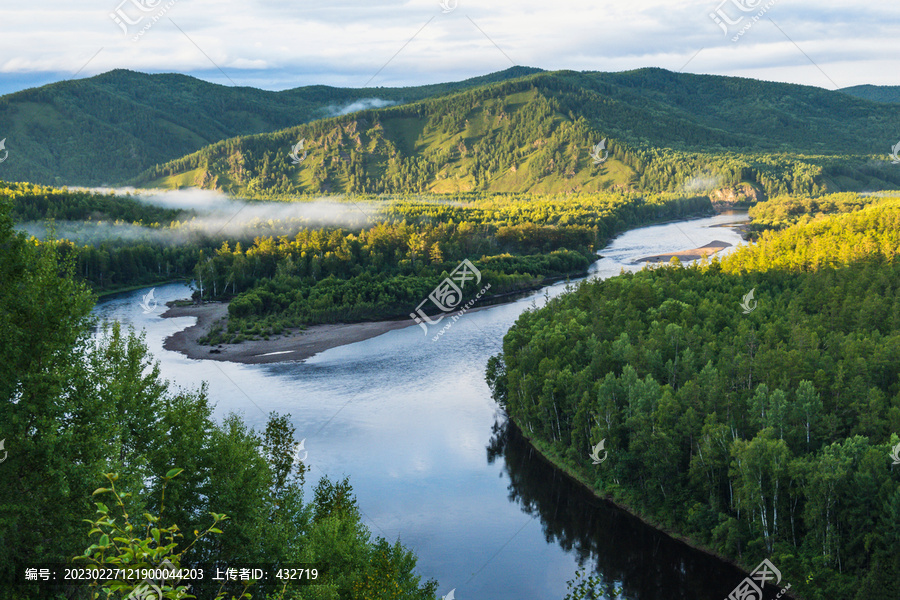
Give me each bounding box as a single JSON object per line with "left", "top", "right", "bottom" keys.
{"left": 135, "top": 68, "right": 900, "bottom": 197}
{"left": 840, "top": 84, "right": 900, "bottom": 104}
{"left": 0, "top": 66, "right": 543, "bottom": 186}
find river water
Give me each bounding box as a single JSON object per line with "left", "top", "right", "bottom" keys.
{"left": 93, "top": 212, "right": 751, "bottom": 600}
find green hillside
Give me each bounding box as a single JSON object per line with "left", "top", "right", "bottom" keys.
{"left": 0, "top": 66, "right": 542, "bottom": 186}
{"left": 841, "top": 84, "right": 900, "bottom": 104}
{"left": 136, "top": 68, "right": 900, "bottom": 198}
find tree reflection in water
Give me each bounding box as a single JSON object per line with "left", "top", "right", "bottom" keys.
{"left": 487, "top": 419, "right": 755, "bottom": 600}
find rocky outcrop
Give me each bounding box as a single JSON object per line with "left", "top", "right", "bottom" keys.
{"left": 709, "top": 183, "right": 765, "bottom": 208}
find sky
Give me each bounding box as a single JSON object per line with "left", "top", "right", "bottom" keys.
{"left": 0, "top": 0, "right": 897, "bottom": 95}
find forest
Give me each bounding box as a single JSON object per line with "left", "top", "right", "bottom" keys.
{"left": 132, "top": 70, "right": 900, "bottom": 199}
{"left": 5, "top": 67, "right": 900, "bottom": 192}
{"left": 0, "top": 198, "right": 439, "bottom": 599}
{"left": 2, "top": 181, "right": 710, "bottom": 342}
{"left": 487, "top": 194, "right": 900, "bottom": 600}
{"left": 7, "top": 173, "right": 900, "bottom": 598}
{"left": 191, "top": 192, "right": 711, "bottom": 343}
{"left": 0, "top": 66, "right": 542, "bottom": 187}
{"left": 5, "top": 56, "right": 900, "bottom": 600}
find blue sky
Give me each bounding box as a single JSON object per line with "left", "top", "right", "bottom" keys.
{"left": 0, "top": 0, "right": 896, "bottom": 95}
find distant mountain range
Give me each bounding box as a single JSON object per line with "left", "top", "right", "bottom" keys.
{"left": 134, "top": 68, "right": 900, "bottom": 197}
{"left": 0, "top": 66, "right": 542, "bottom": 186}
{"left": 2, "top": 67, "right": 899, "bottom": 196}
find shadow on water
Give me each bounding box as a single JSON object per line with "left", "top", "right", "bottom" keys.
{"left": 487, "top": 419, "right": 754, "bottom": 600}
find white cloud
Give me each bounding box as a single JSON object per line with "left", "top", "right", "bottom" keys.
{"left": 0, "top": 0, "right": 897, "bottom": 93}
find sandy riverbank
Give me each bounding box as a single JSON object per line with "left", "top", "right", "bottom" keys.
{"left": 636, "top": 240, "right": 732, "bottom": 263}
{"left": 162, "top": 303, "right": 417, "bottom": 365}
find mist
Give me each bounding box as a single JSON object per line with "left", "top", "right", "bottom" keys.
{"left": 322, "top": 98, "right": 398, "bottom": 117}
{"left": 21, "top": 188, "right": 380, "bottom": 246}
{"left": 680, "top": 172, "right": 727, "bottom": 194}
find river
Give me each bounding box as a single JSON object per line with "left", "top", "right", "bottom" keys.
{"left": 93, "top": 211, "right": 751, "bottom": 600}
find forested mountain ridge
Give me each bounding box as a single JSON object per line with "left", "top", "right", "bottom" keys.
{"left": 487, "top": 194, "right": 900, "bottom": 599}
{"left": 0, "top": 66, "right": 542, "bottom": 187}
{"left": 134, "top": 68, "right": 900, "bottom": 198}
{"left": 840, "top": 84, "right": 900, "bottom": 104}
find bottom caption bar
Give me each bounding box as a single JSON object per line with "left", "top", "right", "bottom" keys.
{"left": 17, "top": 563, "right": 326, "bottom": 588}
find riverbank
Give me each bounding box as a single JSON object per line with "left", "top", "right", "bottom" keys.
{"left": 108, "top": 209, "right": 756, "bottom": 600}
{"left": 636, "top": 240, "right": 732, "bottom": 263}
{"left": 162, "top": 303, "right": 418, "bottom": 364}
{"left": 160, "top": 208, "right": 747, "bottom": 365}
{"left": 507, "top": 411, "right": 800, "bottom": 599}
{"left": 160, "top": 265, "right": 597, "bottom": 365}
{"left": 162, "top": 292, "right": 527, "bottom": 364}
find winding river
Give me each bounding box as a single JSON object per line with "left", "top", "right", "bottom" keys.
{"left": 93, "top": 212, "right": 751, "bottom": 600}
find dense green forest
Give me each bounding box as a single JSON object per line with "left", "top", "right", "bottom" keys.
{"left": 743, "top": 191, "right": 898, "bottom": 236}
{"left": 0, "top": 198, "right": 439, "bottom": 599}
{"left": 487, "top": 195, "right": 900, "bottom": 599}
{"left": 5, "top": 66, "right": 898, "bottom": 196}
{"left": 193, "top": 192, "right": 711, "bottom": 343}
{"left": 839, "top": 84, "right": 900, "bottom": 104}
{"left": 1, "top": 181, "right": 205, "bottom": 293}
{"left": 7, "top": 63, "right": 900, "bottom": 600}
{"left": 4, "top": 181, "right": 183, "bottom": 223}
{"left": 3, "top": 181, "right": 713, "bottom": 341}
{"left": 134, "top": 69, "right": 900, "bottom": 197}
{"left": 0, "top": 67, "right": 542, "bottom": 186}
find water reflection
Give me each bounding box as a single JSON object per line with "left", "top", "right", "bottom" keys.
{"left": 92, "top": 212, "right": 754, "bottom": 599}
{"left": 489, "top": 421, "right": 751, "bottom": 600}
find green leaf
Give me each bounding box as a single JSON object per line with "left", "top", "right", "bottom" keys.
{"left": 98, "top": 534, "right": 110, "bottom": 547}
{"left": 165, "top": 468, "right": 184, "bottom": 479}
